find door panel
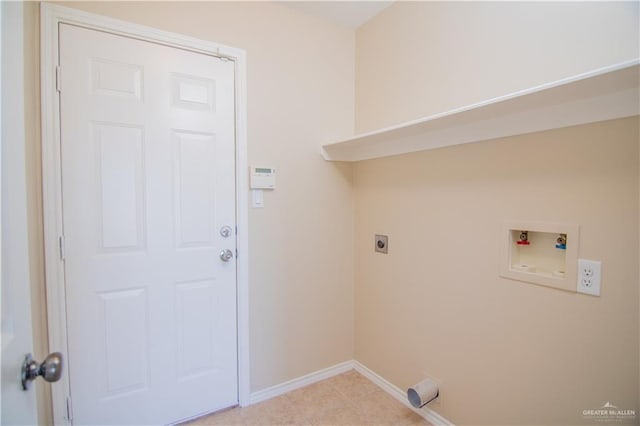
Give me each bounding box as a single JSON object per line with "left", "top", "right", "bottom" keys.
{"left": 1, "top": 2, "right": 38, "bottom": 424}
{"left": 95, "top": 123, "right": 145, "bottom": 251}
{"left": 173, "top": 130, "right": 217, "bottom": 248}
{"left": 59, "top": 23, "right": 237, "bottom": 425}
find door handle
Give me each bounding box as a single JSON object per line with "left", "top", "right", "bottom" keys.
{"left": 220, "top": 249, "right": 234, "bottom": 262}
{"left": 21, "top": 352, "right": 63, "bottom": 390}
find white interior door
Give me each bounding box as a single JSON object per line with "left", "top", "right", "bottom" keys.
{"left": 1, "top": 2, "right": 39, "bottom": 424}
{"left": 59, "top": 23, "right": 238, "bottom": 425}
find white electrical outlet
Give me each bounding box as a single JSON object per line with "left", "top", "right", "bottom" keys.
{"left": 577, "top": 259, "right": 601, "bottom": 296}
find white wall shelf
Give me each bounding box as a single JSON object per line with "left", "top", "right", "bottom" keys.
{"left": 321, "top": 60, "right": 639, "bottom": 162}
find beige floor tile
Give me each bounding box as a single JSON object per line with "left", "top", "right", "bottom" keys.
{"left": 329, "top": 371, "right": 380, "bottom": 400}
{"left": 185, "top": 407, "right": 244, "bottom": 425}
{"left": 262, "top": 410, "right": 313, "bottom": 426}
{"left": 351, "top": 390, "right": 426, "bottom": 425}
{"left": 285, "top": 380, "right": 350, "bottom": 419}
{"left": 244, "top": 396, "right": 296, "bottom": 417}
{"left": 352, "top": 389, "right": 398, "bottom": 412}
{"left": 394, "top": 410, "right": 432, "bottom": 426}
{"left": 308, "top": 405, "right": 365, "bottom": 426}
{"left": 182, "top": 371, "right": 432, "bottom": 426}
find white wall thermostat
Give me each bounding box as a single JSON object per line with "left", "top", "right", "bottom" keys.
{"left": 250, "top": 166, "right": 276, "bottom": 189}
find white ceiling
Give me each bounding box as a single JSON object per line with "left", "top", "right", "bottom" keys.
{"left": 280, "top": 1, "right": 393, "bottom": 29}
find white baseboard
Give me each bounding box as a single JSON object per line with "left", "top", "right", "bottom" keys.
{"left": 247, "top": 359, "right": 454, "bottom": 426}
{"left": 353, "top": 361, "right": 454, "bottom": 426}
{"left": 247, "top": 360, "right": 354, "bottom": 405}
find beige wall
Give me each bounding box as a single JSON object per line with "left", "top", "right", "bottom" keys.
{"left": 356, "top": 1, "right": 640, "bottom": 132}
{"left": 354, "top": 118, "right": 639, "bottom": 425}
{"left": 354, "top": 2, "right": 639, "bottom": 424}
{"left": 27, "top": 0, "right": 355, "bottom": 412}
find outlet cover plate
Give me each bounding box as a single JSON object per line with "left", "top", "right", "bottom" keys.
{"left": 375, "top": 234, "right": 388, "bottom": 254}
{"left": 577, "top": 259, "right": 601, "bottom": 296}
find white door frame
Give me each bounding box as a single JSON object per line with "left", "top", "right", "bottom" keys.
{"left": 40, "top": 4, "right": 249, "bottom": 424}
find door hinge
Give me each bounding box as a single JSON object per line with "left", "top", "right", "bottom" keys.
{"left": 59, "top": 235, "right": 65, "bottom": 261}
{"left": 55, "top": 66, "right": 61, "bottom": 92}
{"left": 65, "top": 396, "right": 73, "bottom": 421}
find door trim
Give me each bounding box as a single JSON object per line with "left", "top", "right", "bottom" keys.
{"left": 40, "top": 4, "right": 249, "bottom": 424}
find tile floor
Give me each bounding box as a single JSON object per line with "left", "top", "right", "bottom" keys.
{"left": 184, "top": 370, "right": 431, "bottom": 426}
